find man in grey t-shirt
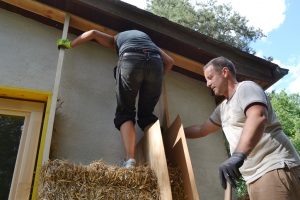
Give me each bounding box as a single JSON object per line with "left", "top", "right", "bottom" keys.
{"left": 184, "top": 56, "right": 300, "bottom": 200}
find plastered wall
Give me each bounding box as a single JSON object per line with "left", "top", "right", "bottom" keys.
{"left": 0, "top": 8, "right": 122, "bottom": 164}
{"left": 0, "top": 8, "right": 228, "bottom": 199}
{"left": 0, "top": 9, "right": 58, "bottom": 91}
{"left": 52, "top": 36, "right": 123, "bottom": 165}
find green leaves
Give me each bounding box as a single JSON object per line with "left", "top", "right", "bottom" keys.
{"left": 268, "top": 91, "right": 300, "bottom": 137}
{"left": 147, "top": 0, "right": 265, "bottom": 53}
{"left": 148, "top": 0, "right": 198, "bottom": 29}
{"left": 268, "top": 90, "right": 300, "bottom": 153}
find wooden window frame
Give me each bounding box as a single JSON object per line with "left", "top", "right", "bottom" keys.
{"left": 0, "top": 98, "right": 44, "bottom": 199}
{"left": 0, "top": 86, "right": 51, "bottom": 200}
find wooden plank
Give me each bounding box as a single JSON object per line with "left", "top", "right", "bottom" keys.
{"left": 158, "top": 79, "right": 170, "bottom": 131}
{"left": 165, "top": 50, "right": 205, "bottom": 76}
{"left": 1, "top": 0, "right": 66, "bottom": 23}
{"left": 31, "top": 95, "right": 52, "bottom": 199}
{"left": 42, "top": 13, "right": 70, "bottom": 163}
{"left": 14, "top": 111, "right": 43, "bottom": 200}
{"left": 8, "top": 113, "right": 30, "bottom": 200}
{"left": 0, "top": 86, "right": 49, "bottom": 101}
{"left": 142, "top": 120, "right": 173, "bottom": 200}
{"left": 70, "top": 14, "right": 116, "bottom": 35}
{"left": 164, "top": 115, "right": 200, "bottom": 200}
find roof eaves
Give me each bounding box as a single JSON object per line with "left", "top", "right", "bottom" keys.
{"left": 3, "top": 0, "right": 288, "bottom": 89}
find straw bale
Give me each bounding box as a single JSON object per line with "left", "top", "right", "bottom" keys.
{"left": 168, "top": 164, "right": 186, "bottom": 200}
{"left": 38, "top": 159, "right": 159, "bottom": 200}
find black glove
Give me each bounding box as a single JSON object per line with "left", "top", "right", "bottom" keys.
{"left": 219, "top": 152, "right": 246, "bottom": 189}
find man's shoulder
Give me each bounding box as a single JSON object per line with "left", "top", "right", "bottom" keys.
{"left": 238, "top": 81, "right": 262, "bottom": 90}
{"left": 239, "top": 80, "right": 258, "bottom": 86}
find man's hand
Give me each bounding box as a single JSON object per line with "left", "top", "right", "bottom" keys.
{"left": 219, "top": 152, "right": 246, "bottom": 189}
{"left": 56, "top": 38, "right": 72, "bottom": 49}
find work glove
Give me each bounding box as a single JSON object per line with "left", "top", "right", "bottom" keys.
{"left": 56, "top": 38, "right": 72, "bottom": 49}
{"left": 219, "top": 152, "right": 246, "bottom": 189}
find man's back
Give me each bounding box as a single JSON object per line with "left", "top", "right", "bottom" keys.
{"left": 115, "top": 30, "right": 159, "bottom": 56}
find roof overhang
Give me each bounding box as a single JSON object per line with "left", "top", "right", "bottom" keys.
{"left": 0, "top": 0, "right": 288, "bottom": 89}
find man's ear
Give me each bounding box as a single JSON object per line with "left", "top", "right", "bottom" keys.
{"left": 222, "top": 67, "right": 229, "bottom": 78}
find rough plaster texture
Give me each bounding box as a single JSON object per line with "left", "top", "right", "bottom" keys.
{"left": 0, "top": 9, "right": 59, "bottom": 91}
{"left": 0, "top": 8, "right": 123, "bottom": 165}
{"left": 52, "top": 39, "right": 124, "bottom": 165}
{"left": 1, "top": 8, "right": 228, "bottom": 199}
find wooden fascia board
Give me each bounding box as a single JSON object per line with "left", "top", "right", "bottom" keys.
{"left": 2, "top": 0, "right": 205, "bottom": 77}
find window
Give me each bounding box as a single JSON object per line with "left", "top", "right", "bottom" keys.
{"left": 0, "top": 98, "right": 44, "bottom": 199}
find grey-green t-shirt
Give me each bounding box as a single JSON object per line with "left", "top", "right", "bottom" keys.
{"left": 115, "top": 30, "right": 159, "bottom": 56}
{"left": 210, "top": 81, "right": 300, "bottom": 183}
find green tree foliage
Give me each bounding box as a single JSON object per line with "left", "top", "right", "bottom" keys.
{"left": 146, "top": 0, "right": 265, "bottom": 53}
{"left": 147, "top": 0, "right": 198, "bottom": 29}
{"left": 268, "top": 90, "right": 300, "bottom": 153}
{"left": 236, "top": 179, "right": 248, "bottom": 199}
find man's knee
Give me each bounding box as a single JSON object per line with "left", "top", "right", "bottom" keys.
{"left": 114, "top": 116, "right": 135, "bottom": 130}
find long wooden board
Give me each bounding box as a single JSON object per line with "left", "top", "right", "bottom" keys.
{"left": 164, "top": 115, "right": 200, "bottom": 200}
{"left": 42, "top": 13, "right": 70, "bottom": 162}
{"left": 158, "top": 79, "right": 170, "bottom": 131}
{"left": 137, "top": 120, "right": 173, "bottom": 199}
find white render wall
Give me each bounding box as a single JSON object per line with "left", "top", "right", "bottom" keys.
{"left": 0, "top": 8, "right": 227, "bottom": 199}
{"left": 0, "top": 9, "right": 57, "bottom": 91}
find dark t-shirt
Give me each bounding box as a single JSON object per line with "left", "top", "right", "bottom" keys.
{"left": 115, "top": 30, "right": 159, "bottom": 56}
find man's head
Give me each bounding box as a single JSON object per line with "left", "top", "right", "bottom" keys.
{"left": 204, "top": 56, "right": 237, "bottom": 77}
{"left": 203, "top": 56, "right": 237, "bottom": 97}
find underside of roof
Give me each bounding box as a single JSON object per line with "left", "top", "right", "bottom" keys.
{"left": 0, "top": 0, "right": 288, "bottom": 89}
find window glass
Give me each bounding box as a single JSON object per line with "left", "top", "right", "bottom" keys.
{"left": 0, "top": 114, "right": 25, "bottom": 200}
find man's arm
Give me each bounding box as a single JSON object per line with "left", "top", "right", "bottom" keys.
{"left": 184, "top": 119, "right": 220, "bottom": 139}
{"left": 235, "top": 104, "right": 268, "bottom": 155}
{"left": 71, "top": 30, "right": 115, "bottom": 49}
{"left": 218, "top": 104, "right": 267, "bottom": 189}
{"left": 158, "top": 49, "right": 174, "bottom": 73}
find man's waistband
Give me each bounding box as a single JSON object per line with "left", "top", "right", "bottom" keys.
{"left": 122, "top": 48, "right": 160, "bottom": 55}
{"left": 122, "top": 52, "right": 161, "bottom": 58}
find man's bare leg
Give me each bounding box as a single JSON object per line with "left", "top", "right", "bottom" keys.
{"left": 120, "top": 120, "right": 136, "bottom": 161}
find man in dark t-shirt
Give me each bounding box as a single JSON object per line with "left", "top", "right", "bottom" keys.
{"left": 57, "top": 30, "right": 174, "bottom": 168}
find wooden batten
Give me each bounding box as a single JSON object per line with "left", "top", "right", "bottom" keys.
{"left": 158, "top": 80, "right": 170, "bottom": 131}
{"left": 42, "top": 13, "right": 70, "bottom": 162}
{"left": 136, "top": 120, "right": 173, "bottom": 199}
{"left": 164, "top": 115, "right": 200, "bottom": 200}
{"left": 165, "top": 50, "right": 204, "bottom": 76}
